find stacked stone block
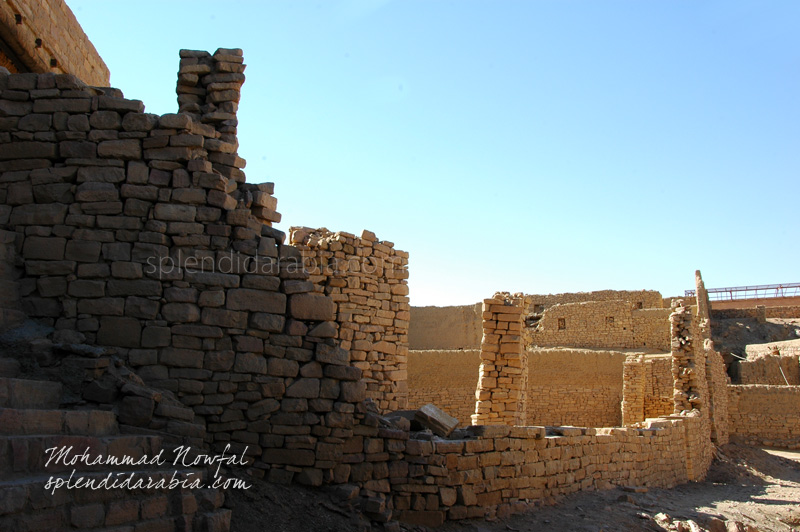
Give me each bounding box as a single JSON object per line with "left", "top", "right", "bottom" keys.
{"left": 472, "top": 294, "right": 526, "bottom": 426}
{"left": 622, "top": 354, "right": 674, "bottom": 425}
{"left": 289, "top": 227, "right": 409, "bottom": 412}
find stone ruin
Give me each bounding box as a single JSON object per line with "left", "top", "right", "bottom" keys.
{"left": 1, "top": 2, "right": 799, "bottom": 529}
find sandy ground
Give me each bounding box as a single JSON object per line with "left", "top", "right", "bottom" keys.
{"left": 226, "top": 443, "right": 800, "bottom": 532}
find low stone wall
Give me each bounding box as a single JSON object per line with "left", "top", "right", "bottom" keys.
{"left": 0, "top": 0, "right": 109, "bottom": 85}
{"left": 728, "top": 385, "right": 800, "bottom": 448}
{"left": 409, "top": 304, "right": 481, "bottom": 350}
{"left": 526, "top": 348, "right": 626, "bottom": 427}
{"left": 407, "top": 349, "right": 479, "bottom": 426}
{"left": 393, "top": 415, "right": 707, "bottom": 526}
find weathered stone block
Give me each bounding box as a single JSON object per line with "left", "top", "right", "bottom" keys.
{"left": 97, "top": 316, "right": 141, "bottom": 347}
{"left": 233, "top": 352, "right": 267, "bottom": 374}
{"left": 23, "top": 236, "right": 66, "bottom": 260}
{"left": 288, "top": 293, "right": 336, "bottom": 321}
{"left": 65, "top": 239, "right": 102, "bottom": 262}
{"left": 225, "top": 288, "right": 285, "bottom": 313}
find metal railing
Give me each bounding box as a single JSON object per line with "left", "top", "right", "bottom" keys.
{"left": 685, "top": 282, "right": 800, "bottom": 301}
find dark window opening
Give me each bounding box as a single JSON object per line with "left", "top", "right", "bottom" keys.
{"left": 605, "top": 316, "right": 614, "bottom": 326}
{"left": 558, "top": 318, "right": 566, "bottom": 330}
{"left": 636, "top": 302, "right": 643, "bottom": 309}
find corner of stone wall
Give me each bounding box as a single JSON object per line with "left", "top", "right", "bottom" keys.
{"left": 288, "top": 227, "right": 410, "bottom": 412}
{"left": 621, "top": 354, "right": 645, "bottom": 426}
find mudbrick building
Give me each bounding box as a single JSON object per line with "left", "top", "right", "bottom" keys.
{"left": 1, "top": 1, "right": 799, "bottom": 530}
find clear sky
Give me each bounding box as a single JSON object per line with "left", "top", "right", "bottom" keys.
{"left": 67, "top": 1, "right": 799, "bottom": 306}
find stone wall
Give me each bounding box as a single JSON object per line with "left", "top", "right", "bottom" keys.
{"left": 622, "top": 354, "right": 674, "bottom": 425}
{"left": 727, "top": 385, "right": 800, "bottom": 448}
{"left": 393, "top": 416, "right": 706, "bottom": 525}
{"left": 407, "top": 349, "right": 479, "bottom": 426}
{"left": 409, "top": 304, "right": 481, "bottom": 350}
{"left": 711, "top": 296, "right": 800, "bottom": 311}
{"left": 289, "top": 227, "right": 409, "bottom": 412}
{"left": 525, "top": 300, "right": 670, "bottom": 351}
{"left": 525, "top": 289, "right": 663, "bottom": 314}
{"left": 525, "top": 348, "right": 626, "bottom": 427}
{"left": 0, "top": 55, "right": 396, "bottom": 488}
{"left": 643, "top": 355, "right": 674, "bottom": 419}
{"left": 739, "top": 354, "right": 800, "bottom": 385}
{"left": 0, "top": 0, "right": 109, "bottom": 85}
{"left": 711, "top": 305, "right": 800, "bottom": 320}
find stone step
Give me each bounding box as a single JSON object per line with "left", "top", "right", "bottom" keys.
{"left": 0, "top": 470, "right": 230, "bottom": 531}
{"left": 0, "top": 408, "right": 117, "bottom": 437}
{"left": 0, "top": 357, "right": 20, "bottom": 378}
{"left": 0, "top": 433, "right": 166, "bottom": 477}
{"left": 0, "top": 377, "right": 62, "bottom": 409}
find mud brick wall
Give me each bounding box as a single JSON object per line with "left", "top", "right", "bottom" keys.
{"left": 409, "top": 304, "right": 481, "bottom": 350}
{"left": 740, "top": 354, "right": 800, "bottom": 385}
{"left": 407, "top": 349, "right": 480, "bottom": 426}
{"left": 473, "top": 295, "right": 526, "bottom": 426}
{"left": 525, "top": 348, "right": 626, "bottom": 427}
{"left": 0, "top": 0, "right": 109, "bottom": 85}
{"left": 289, "top": 227, "right": 409, "bottom": 412}
{"left": 727, "top": 385, "right": 800, "bottom": 448}
{"left": 524, "top": 289, "right": 663, "bottom": 314}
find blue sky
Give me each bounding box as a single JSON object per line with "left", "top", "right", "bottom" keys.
{"left": 67, "top": 1, "right": 800, "bottom": 306}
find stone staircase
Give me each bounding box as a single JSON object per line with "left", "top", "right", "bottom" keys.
{"left": 0, "top": 359, "right": 232, "bottom": 531}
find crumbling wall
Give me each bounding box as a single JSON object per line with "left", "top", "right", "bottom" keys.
{"left": 407, "top": 349, "right": 479, "bottom": 426}
{"left": 525, "top": 348, "right": 625, "bottom": 427}
{"left": 0, "top": 0, "right": 109, "bottom": 85}
{"left": 695, "top": 271, "right": 729, "bottom": 445}
{"left": 409, "top": 304, "right": 481, "bottom": 350}
{"left": 727, "top": 385, "right": 800, "bottom": 448}
{"left": 289, "top": 227, "right": 409, "bottom": 412}
{"left": 0, "top": 55, "right": 390, "bottom": 488}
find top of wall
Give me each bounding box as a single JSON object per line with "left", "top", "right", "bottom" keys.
{"left": 525, "top": 289, "right": 664, "bottom": 313}
{"left": 0, "top": 0, "right": 109, "bottom": 86}
{"left": 409, "top": 304, "right": 481, "bottom": 350}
